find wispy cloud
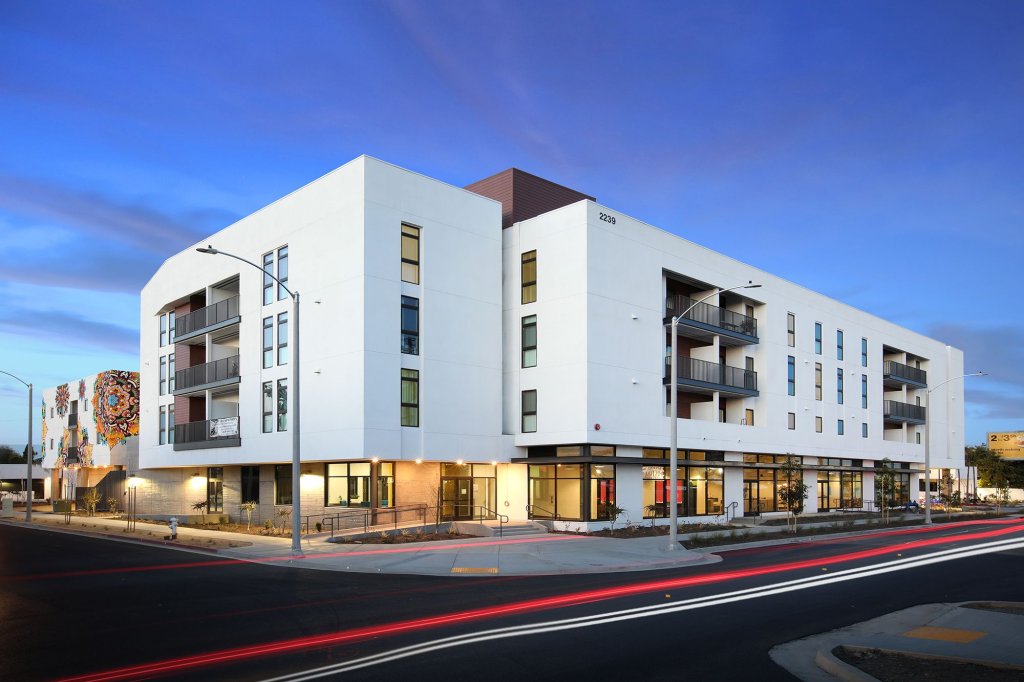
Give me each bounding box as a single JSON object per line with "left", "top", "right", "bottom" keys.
{"left": 965, "top": 386, "right": 1024, "bottom": 420}
{"left": 928, "top": 323, "right": 1024, "bottom": 387}
{"left": 0, "top": 306, "right": 137, "bottom": 355}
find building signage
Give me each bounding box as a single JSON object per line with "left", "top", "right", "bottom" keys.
{"left": 209, "top": 417, "right": 239, "bottom": 438}
{"left": 988, "top": 431, "right": 1024, "bottom": 460}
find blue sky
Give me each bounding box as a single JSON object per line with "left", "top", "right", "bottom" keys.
{"left": 1, "top": 0, "right": 1021, "bottom": 448}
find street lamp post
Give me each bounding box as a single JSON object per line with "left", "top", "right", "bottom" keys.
{"left": 923, "top": 371, "right": 986, "bottom": 524}
{"left": 1, "top": 370, "right": 33, "bottom": 522}
{"left": 197, "top": 246, "right": 303, "bottom": 557}
{"left": 667, "top": 281, "right": 761, "bottom": 550}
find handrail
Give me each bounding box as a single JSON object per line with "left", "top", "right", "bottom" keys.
{"left": 468, "top": 504, "right": 509, "bottom": 537}
{"left": 725, "top": 500, "right": 738, "bottom": 523}
{"left": 306, "top": 504, "right": 429, "bottom": 537}
{"left": 525, "top": 503, "right": 559, "bottom": 520}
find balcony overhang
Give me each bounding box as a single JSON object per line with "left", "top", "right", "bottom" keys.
{"left": 175, "top": 316, "right": 241, "bottom": 345}
{"left": 664, "top": 317, "right": 759, "bottom": 347}
{"left": 664, "top": 376, "right": 759, "bottom": 398}
{"left": 173, "top": 438, "right": 241, "bottom": 451}
{"left": 172, "top": 376, "right": 240, "bottom": 397}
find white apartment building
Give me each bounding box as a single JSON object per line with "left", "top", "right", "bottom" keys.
{"left": 135, "top": 156, "right": 965, "bottom": 529}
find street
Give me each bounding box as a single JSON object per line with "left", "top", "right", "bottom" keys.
{"left": 2, "top": 519, "right": 1023, "bottom": 681}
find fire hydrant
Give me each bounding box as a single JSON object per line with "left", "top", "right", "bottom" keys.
{"left": 167, "top": 516, "right": 178, "bottom": 541}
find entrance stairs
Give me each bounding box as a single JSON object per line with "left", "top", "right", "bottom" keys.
{"left": 485, "top": 521, "right": 549, "bottom": 538}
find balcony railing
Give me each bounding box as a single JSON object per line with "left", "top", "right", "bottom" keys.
{"left": 173, "top": 417, "right": 241, "bottom": 451}
{"left": 666, "top": 294, "right": 758, "bottom": 343}
{"left": 883, "top": 360, "right": 927, "bottom": 388}
{"left": 67, "top": 412, "right": 78, "bottom": 428}
{"left": 175, "top": 296, "right": 240, "bottom": 342}
{"left": 883, "top": 400, "right": 926, "bottom": 424}
{"left": 173, "top": 355, "right": 240, "bottom": 394}
{"left": 667, "top": 356, "right": 758, "bottom": 396}
{"left": 65, "top": 446, "right": 81, "bottom": 465}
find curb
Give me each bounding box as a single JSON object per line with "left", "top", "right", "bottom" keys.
{"left": 814, "top": 647, "right": 881, "bottom": 682}
{"left": 2, "top": 519, "right": 225, "bottom": 554}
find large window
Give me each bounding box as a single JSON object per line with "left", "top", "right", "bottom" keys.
{"left": 168, "top": 404, "right": 175, "bottom": 444}
{"left": 521, "top": 250, "right": 537, "bottom": 304}
{"left": 787, "top": 313, "right": 795, "bottom": 347}
{"left": 838, "top": 419, "right": 845, "bottom": 435}
{"left": 441, "top": 462, "right": 495, "bottom": 519}
{"left": 262, "top": 381, "right": 273, "bottom": 433}
{"left": 787, "top": 356, "right": 795, "bottom": 396}
{"left": 861, "top": 337, "right": 868, "bottom": 367}
{"left": 522, "top": 389, "right": 537, "bottom": 433}
{"left": 817, "top": 464, "right": 863, "bottom": 510}
{"left": 274, "top": 464, "right": 292, "bottom": 505}
{"left": 263, "top": 317, "right": 273, "bottom": 369}
{"left": 277, "top": 378, "right": 288, "bottom": 432}
{"left": 401, "top": 224, "right": 420, "bottom": 284}
{"left": 815, "top": 362, "right": 822, "bottom": 400}
{"left": 837, "top": 369, "right": 844, "bottom": 404}
{"left": 168, "top": 353, "right": 175, "bottom": 392}
{"left": 277, "top": 246, "right": 289, "bottom": 300}
{"left": 837, "top": 329, "right": 844, "bottom": 360}
{"left": 743, "top": 454, "right": 802, "bottom": 515}
{"left": 815, "top": 416, "right": 823, "bottom": 433}
{"left": 788, "top": 412, "right": 796, "bottom": 430}
{"left": 277, "top": 312, "right": 289, "bottom": 365}
{"left": 263, "top": 251, "right": 274, "bottom": 305}
{"left": 522, "top": 315, "right": 537, "bottom": 368}
{"left": 861, "top": 374, "right": 868, "bottom": 409}
{"left": 528, "top": 463, "right": 617, "bottom": 522}
{"left": 207, "top": 467, "right": 224, "bottom": 513}
{"left": 401, "top": 369, "right": 419, "bottom": 427}
{"left": 160, "top": 313, "right": 167, "bottom": 347}
{"left": 642, "top": 463, "right": 723, "bottom": 518}
{"left": 401, "top": 296, "right": 419, "bottom": 355}
{"left": 159, "top": 356, "right": 167, "bottom": 396}
{"left": 814, "top": 322, "right": 822, "bottom": 355}
{"left": 326, "top": 462, "right": 371, "bottom": 507}
{"left": 241, "top": 465, "right": 260, "bottom": 504}
{"left": 159, "top": 406, "right": 167, "bottom": 445}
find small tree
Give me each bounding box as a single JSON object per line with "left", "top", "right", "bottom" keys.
{"left": 875, "top": 458, "right": 897, "bottom": 525}
{"left": 777, "top": 456, "right": 809, "bottom": 533}
{"left": 275, "top": 507, "right": 291, "bottom": 536}
{"left": 106, "top": 497, "right": 118, "bottom": 516}
{"left": 604, "top": 503, "right": 627, "bottom": 532}
{"left": 82, "top": 488, "right": 102, "bottom": 517}
{"left": 192, "top": 500, "right": 208, "bottom": 524}
{"left": 241, "top": 500, "right": 257, "bottom": 530}
{"left": 996, "top": 479, "right": 1011, "bottom": 513}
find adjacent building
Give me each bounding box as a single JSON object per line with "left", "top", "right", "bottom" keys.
{"left": 134, "top": 155, "right": 965, "bottom": 528}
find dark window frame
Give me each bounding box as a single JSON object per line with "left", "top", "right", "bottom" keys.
{"left": 241, "top": 465, "right": 260, "bottom": 504}
{"left": 401, "top": 224, "right": 421, "bottom": 284}
{"left": 274, "top": 464, "right": 292, "bottom": 505}
{"left": 401, "top": 296, "right": 419, "bottom": 355}
{"left": 787, "top": 356, "right": 795, "bottom": 396}
{"left": 277, "top": 245, "right": 289, "bottom": 301}
{"left": 521, "top": 250, "right": 537, "bottom": 304}
{"left": 522, "top": 314, "right": 537, "bottom": 368}
{"left": 263, "top": 316, "right": 273, "bottom": 369}
{"left": 401, "top": 369, "right": 419, "bottom": 427}
{"left": 522, "top": 389, "right": 537, "bottom": 433}
{"left": 277, "top": 311, "right": 289, "bottom": 365}
{"left": 263, "top": 251, "right": 274, "bottom": 305}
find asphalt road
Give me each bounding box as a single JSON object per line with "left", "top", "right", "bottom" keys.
{"left": 2, "top": 519, "right": 1023, "bottom": 681}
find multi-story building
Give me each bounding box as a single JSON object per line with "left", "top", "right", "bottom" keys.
{"left": 40, "top": 370, "right": 139, "bottom": 509}
{"left": 135, "top": 156, "right": 964, "bottom": 528}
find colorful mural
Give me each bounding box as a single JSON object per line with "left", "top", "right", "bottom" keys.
{"left": 57, "top": 430, "right": 67, "bottom": 468}
{"left": 55, "top": 383, "right": 70, "bottom": 417}
{"left": 79, "top": 428, "right": 94, "bottom": 467}
{"left": 78, "top": 379, "right": 87, "bottom": 401}
{"left": 92, "top": 370, "right": 140, "bottom": 448}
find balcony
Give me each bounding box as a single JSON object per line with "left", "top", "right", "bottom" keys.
{"left": 67, "top": 412, "right": 78, "bottom": 428}
{"left": 174, "top": 296, "right": 240, "bottom": 344}
{"left": 665, "top": 356, "right": 759, "bottom": 398}
{"left": 883, "top": 400, "right": 926, "bottom": 425}
{"left": 883, "top": 360, "right": 927, "bottom": 389}
{"left": 665, "top": 295, "right": 758, "bottom": 347}
{"left": 173, "top": 417, "right": 241, "bottom": 451}
{"left": 173, "top": 355, "right": 240, "bottom": 395}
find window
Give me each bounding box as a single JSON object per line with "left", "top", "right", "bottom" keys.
{"left": 814, "top": 322, "right": 822, "bottom": 355}
{"left": 401, "top": 369, "right": 419, "bottom": 427}
{"left": 522, "top": 315, "right": 537, "bottom": 367}
{"left": 160, "top": 314, "right": 167, "bottom": 347}
{"left": 277, "top": 312, "right": 289, "bottom": 365}
{"left": 641, "top": 461, "right": 723, "bottom": 518}
{"left": 241, "top": 466, "right": 260, "bottom": 504}
{"left": 815, "top": 416, "right": 823, "bottom": 433}
{"left": 837, "top": 329, "right": 844, "bottom": 360}
{"left": 745, "top": 408, "right": 754, "bottom": 426}
{"left": 787, "top": 313, "right": 795, "bottom": 347}
{"left": 262, "top": 381, "right": 273, "bottom": 433}
{"left": 838, "top": 419, "right": 845, "bottom": 435}
{"left": 401, "top": 296, "right": 419, "bottom": 355}
{"left": 788, "top": 412, "right": 796, "bottom": 430}
{"left": 401, "top": 224, "right": 420, "bottom": 284}
{"left": 159, "top": 406, "right": 167, "bottom": 445}
{"left": 207, "top": 467, "right": 224, "bottom": 513}
{"left": 263, "top": 252, "right": 274, "bottom": 305}
{"left": 742, "top": 454, "right": 802, "bottom": 514}
{"left": 861, "top": 337, "right": 868, "bottom": 367}
{"left": 168, "top": 311, "right": 175, "bottom": 344}
{"left": 862, "top": 422, "right": 868, "bottom": 438}
{"left": 326, "top": 462, "right": 371, "bottom": 507}
{"left": 916, "top": 432, "right": 921, "bottom": 444}
{"left": 277, "top": 378, "right": 288, "bottom": 432}
{"left": 159, "top": 356, "right": 167, "bottom": 396}
{"left": 168, "top": 353, "right": 175, "bottom": 392}
{"left": 837, "top": 369, "right": 844, "bottom": 404}
{"left": 815, "top": 363, "right": 822, "bottom": 401}
{"left": 861, "top": 375, "right": 868, "bottom": 409}
{"left": 787, "top": 356, "right": 795, "bottom": 396}
{"left": 522, "top": 389, "right": 537, "bottom": 433}
{"left": 274, "top": 464, "right": 292, "bottom": 505}
{"left": 818, "top": 468, "right": 863, "bottom": 510}
{"left": 277, "top": 246, "right": 289, "bottom": 300}
{"left": 521, "top": 250, "right": 537, "bottom": 304}
{"left": 168, "top": 404, "right": 175, "bottom": 444}
{"left": 263, "top": 317, "right": 273, "bottom": 369}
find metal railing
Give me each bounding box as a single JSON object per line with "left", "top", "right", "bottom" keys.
{"left": 670, "top": 356, "right": 757, "bottom": 392}
{"left": 68, "top": 412, "right": 78, "bottom": 428}
{"left": 883, "top": 399, "right": 926, "bottom": 422}
{"left": 666, "top": 294, "right": 758, "bottom": 338}
{"left": 174, "top": 417, "right": 241, "bottom": 445}
{"left": 174, "top": 355, "right": 240, "bottom": 393}
{"left": 65, "top": 446, "right": 80, "bottom": 464}
{"left": 467, "top": 505, "right": 509, "bottom": 537}
{"left": 883, "top": 360, "right": 927, "bottom": 386}
{"left": 175, "top": 296, "right": 240, "bottom": 338}
{"left": 305, "top": 504, "right": 429, "bottom": 538}
{"left": 526, "top": 503, "right": 559, "bottom": 520}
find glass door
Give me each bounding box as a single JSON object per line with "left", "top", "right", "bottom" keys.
{"left": 442, "top": 477, "right": 473, "bottom": 520}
